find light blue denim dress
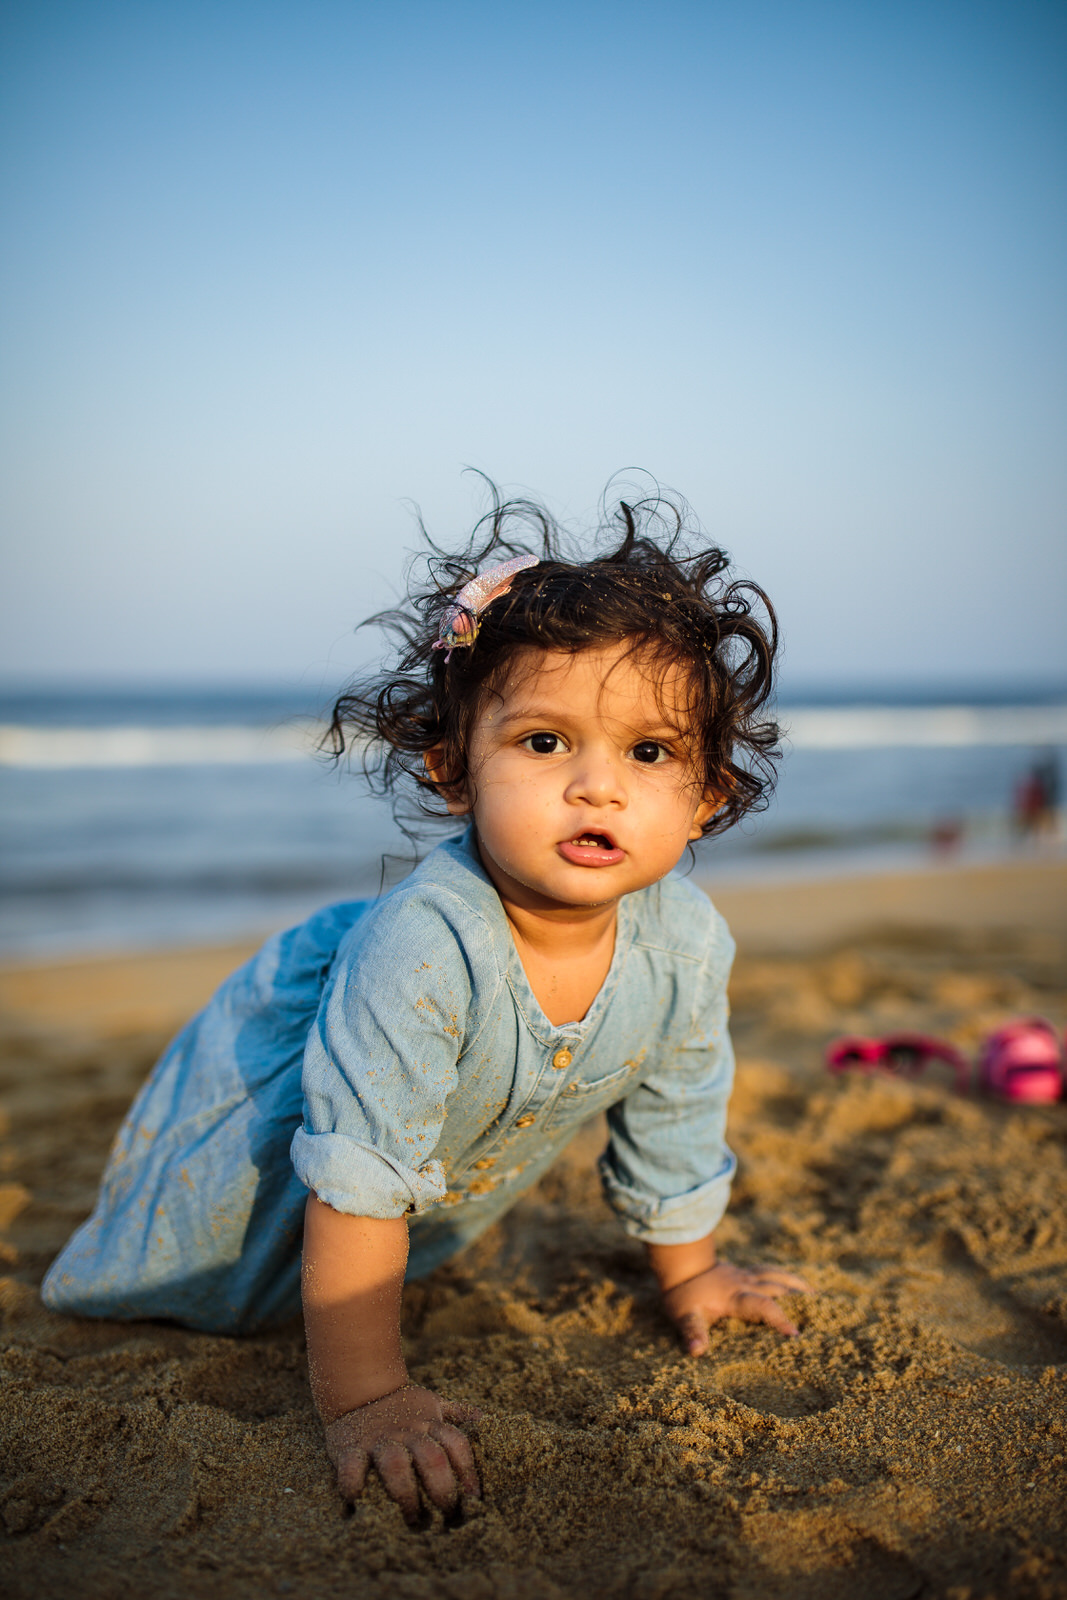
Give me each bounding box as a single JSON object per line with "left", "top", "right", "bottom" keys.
{"left": 42, "top": 829, "right": 737, "bottom": 1333}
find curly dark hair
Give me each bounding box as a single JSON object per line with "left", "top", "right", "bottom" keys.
{"left": 326, "top": 480, "right": 780, "bottom": 837}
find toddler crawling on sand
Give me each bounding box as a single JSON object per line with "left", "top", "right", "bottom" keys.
{"left": 43, "top": 486, "right": 810, "bottom": 1520}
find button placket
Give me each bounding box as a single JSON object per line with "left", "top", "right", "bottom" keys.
{"left": 505, "top": 1029, "right": 583, "bottom": 1134}
{"left": 537, "top": 1041, "right": 581, "bottom": 1118}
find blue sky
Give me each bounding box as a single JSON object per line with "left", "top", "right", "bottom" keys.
{"left": 1, "top": 0, "right": 1064, "bottom": 691}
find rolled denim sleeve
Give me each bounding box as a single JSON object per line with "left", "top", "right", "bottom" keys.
{"left": 598, "top": 944, "right": 736, "bottom": 1246}
{"left": 291, "top": 890, "right": 489, "bottom": 1218}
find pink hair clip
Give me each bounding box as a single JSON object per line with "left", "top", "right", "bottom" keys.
{"left": 433, "top": 553, "right": 539, "bottom": 660}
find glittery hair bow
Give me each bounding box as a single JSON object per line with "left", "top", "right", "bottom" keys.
{"left": 433, "top": 554, "right": 539, "bottom": 660}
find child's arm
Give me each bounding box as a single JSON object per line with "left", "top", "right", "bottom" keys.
{"left": 646, "top": 1234, "right": 812, "bottom": 1354}
{"left": 302, "top": 1196, "right": 480, "bottom": 1522}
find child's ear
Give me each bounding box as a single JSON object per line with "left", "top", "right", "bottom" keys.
{"left": 689, "top": 791, "right": 724, "bottom": 840}
{"left": 423, "top": 748, "right": 473, "bottom": 816}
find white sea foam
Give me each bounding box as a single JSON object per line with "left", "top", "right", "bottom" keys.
{"left": 0, "top": 705, "right": 1065, "bottom": 767}
{"left": 782, "top": 705, "right": 1067, "bottom": 750}
{"left": 0, "top": 722, "right": 319, "bottom": 768}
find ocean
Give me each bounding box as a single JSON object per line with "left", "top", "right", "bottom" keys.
{"left": 1, "top": 684, "right": 1064, "bottom": 959}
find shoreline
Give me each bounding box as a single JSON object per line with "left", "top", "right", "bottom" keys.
{"left": 1, "top": 855, "right": 1063, "bottom": 1039}
{"left": 701, "top": 853, "right": 1067, "bottom": 955}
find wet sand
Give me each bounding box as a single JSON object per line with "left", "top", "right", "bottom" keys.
{"left": 2, "top": 860, "right": 1065, "bottom": 1599}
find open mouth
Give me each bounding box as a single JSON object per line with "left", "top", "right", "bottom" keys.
{"left": 558, "top": 829, "right": 625, "bottom": 866}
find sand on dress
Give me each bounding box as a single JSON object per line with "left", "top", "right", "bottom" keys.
{"left": 1, "top": 861, "right": 1066, "bottom": 1600}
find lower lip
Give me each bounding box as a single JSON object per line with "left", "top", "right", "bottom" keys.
{"left": 557, "top": 839, "right": 626, "bottom": 867}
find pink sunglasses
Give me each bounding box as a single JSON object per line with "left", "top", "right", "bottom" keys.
{"left": 826, "top": 1032, "right": 971, "bottom": 1093}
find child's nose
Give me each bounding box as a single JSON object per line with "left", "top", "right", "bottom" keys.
{"left": 564, "top": 750, "right": 627, "bottom": 807}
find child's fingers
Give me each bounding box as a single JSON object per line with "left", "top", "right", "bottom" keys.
{"left": 735, "top": 1291, "right": 800, "bottom": 1338}
{"left": 431, "top": 1421, "right": 482, "bottom": 1497}
{"left": 439, "top": 1398, "right": 483, "bottom": 1429}
{"left": 675, "top": 1308, "right": 711, "bottom": 1357}
{"left": 372, "top": 1440, "right": 422, "bottom": 1525}
{"left": 332, "top": 1443, "right": 371, "bottom": 1501}
{"left": 407, "top": 1436, "right": 462, "bottom": 1514}
{"left": 748, "top": 1268, "right": 813, "bottom": 1296}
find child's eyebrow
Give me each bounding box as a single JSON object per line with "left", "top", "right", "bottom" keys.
{"left": 492, "top": 704, "right": 691, "bottom": 739}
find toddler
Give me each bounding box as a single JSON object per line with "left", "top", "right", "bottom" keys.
{"left": 43, "top": 486, "right": 810, "bottom": 1522}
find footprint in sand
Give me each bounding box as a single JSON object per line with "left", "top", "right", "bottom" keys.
{"left": 708, "top": 1362, "right": 836, "bottom": 1418}
{"left": 897, "top": 1235, "right": 1067, "bottom": 1368}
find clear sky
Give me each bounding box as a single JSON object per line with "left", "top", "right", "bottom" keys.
{"left": 1, "top": 0, "right": 1064, "bottom": 692}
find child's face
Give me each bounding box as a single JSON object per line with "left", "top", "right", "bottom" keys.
{"left": 437, "top": 642, "right": 720, "bottom": 914}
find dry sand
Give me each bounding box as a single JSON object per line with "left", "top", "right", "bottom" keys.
{"left": 1, "top": 860, "right": 1065, "bottom": 1599}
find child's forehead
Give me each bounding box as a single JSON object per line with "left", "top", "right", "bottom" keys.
{"left": 493, "top": 642, "right": 696, "bottom": 720}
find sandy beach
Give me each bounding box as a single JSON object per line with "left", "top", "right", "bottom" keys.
{"left": 1, "top": 858, "right": 1065, "bottom": 1599}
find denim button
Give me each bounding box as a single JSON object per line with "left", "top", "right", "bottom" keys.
{"left": 514, "top": 1114, "right": 536, "bottom": 1128}
{"left": 552, "top": 1048, "right": 573, "bottom": 1070}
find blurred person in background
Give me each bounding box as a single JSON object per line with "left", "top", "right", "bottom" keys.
{"left": 1013, "top": 750, "right": 1061, "bottom": 840}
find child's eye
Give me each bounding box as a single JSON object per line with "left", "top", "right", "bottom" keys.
{"left": 522, "top": 731, "right": 566, "bottom": 755}
{"left": 631, "top": 741, "right": 670, "bottom": 765}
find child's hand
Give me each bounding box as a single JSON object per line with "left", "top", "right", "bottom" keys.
{"left": 324, "top": 1382, "right": 482, "bottom": 1524}
{"left": 662, "top": 1260, "right": 812, "bottom": 1354}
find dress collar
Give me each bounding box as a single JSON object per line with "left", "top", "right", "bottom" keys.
{"left": 435, "top": 826, "right": 639, "bottom": 1044}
